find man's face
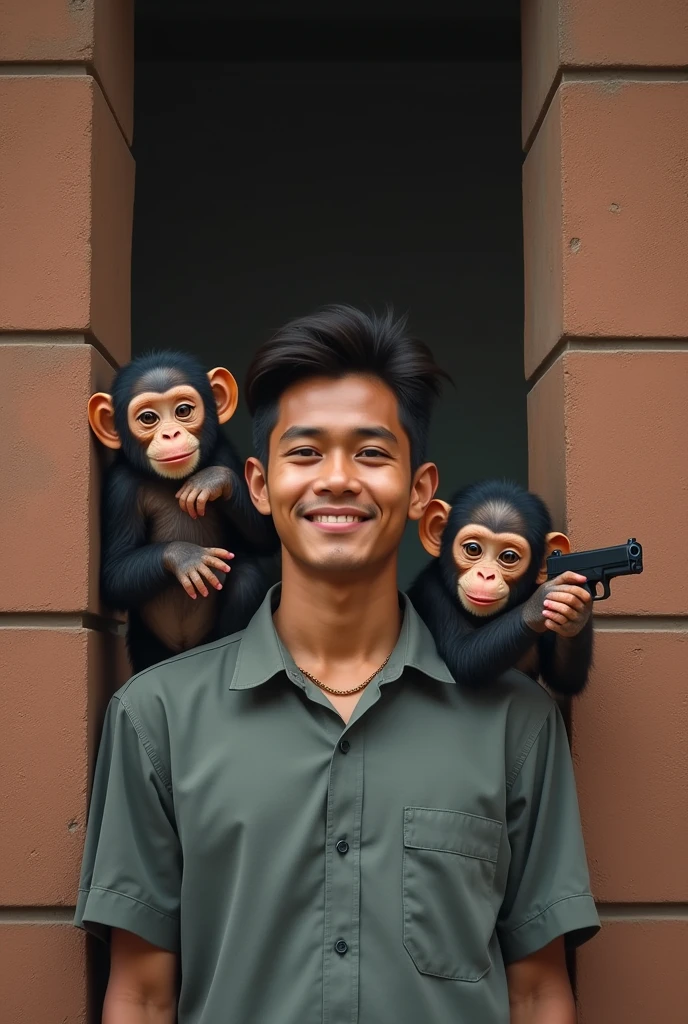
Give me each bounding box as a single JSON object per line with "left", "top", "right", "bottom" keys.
{"left": 246, "top": 374, "right": 437, "bottom": 576}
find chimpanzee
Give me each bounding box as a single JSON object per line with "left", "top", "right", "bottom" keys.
{"left": 407, "top": 479, "right": 594, "bottom": 695}
{"left": 88, "top": 351, "right": 278, "bottom": 673}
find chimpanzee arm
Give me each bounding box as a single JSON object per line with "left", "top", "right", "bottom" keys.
{"left": 407, "top": 562, "right": 540, "bottom": 686}
{"left": 538, "top": 617, "right": 594, "bottom": 696}
{"left": 100, "top": 465, "right": 170, "bottom": 610}
{"left": 196, "top": 439, "right": 279, "bottom": 551}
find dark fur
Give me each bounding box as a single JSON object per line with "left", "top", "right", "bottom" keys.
{"left": 100, "top": 351, "right": 278, "bottom": 673}
{"left": 408, "top": 480, "right": 593, "bottom": 695}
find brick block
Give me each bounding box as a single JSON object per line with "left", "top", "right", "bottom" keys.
{"left": 572, "top": 631, "right": 688, "bottom": 902}
{"left": 528, "top": 350, "right": 688, "bottom": 616}
{"left": 524, "top": 81, "right": 688, "bottom": 375}
{"left": 522, "top": 0, "right": 688, "bottom": 143}
{"left": 0, "top": 924, "right": 86, "bottom": 1024}
{"left": 0, "top": 0, "right": 134, "bottom": 141}
{"left": 0, "top": 627, "right": 128, "bottom": 905}
{"left": 0, "top": 343, "right": 117, "bottom": 614}
{"left": 0, "top": 76, "right": 134, "bottom": 363}
{"left": 577, "top": 919, "right": 688, "bottom": 1024}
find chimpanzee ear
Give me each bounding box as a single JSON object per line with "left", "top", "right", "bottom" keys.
{"left": 87, "top": 393, "right": 121, "bottom": 449}
{"left": 536, "top": 531, "right": 571, "bottom": 584}
{"left": 208, "top": 367, "right": 239, "bottom": 424}
{"left": 418, "top": 499, "right": 452, "bottom": 558}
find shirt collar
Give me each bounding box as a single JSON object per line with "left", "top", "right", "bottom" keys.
{"left": 229, "top": 584, "right": 455, "bottom": 690}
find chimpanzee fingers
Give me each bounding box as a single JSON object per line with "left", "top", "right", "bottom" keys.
{"left": 185, "top": 488, "right": 203, "bottom": 519}
{"left": 195, "top": 489, "right": 211, "bottom": 517}
{"left": 543, "top": 601, "right": 577, "bottom": 620}
{"left": 552, "top": 571, "right": 588, "bottom": 586}
{"left": 544, "top": 619, "right": 574, "bottom": 636}
{"left": 203, "top": 555, "right": 232, "bottom": 574}
{"left": 178, "top": 574, "right": 198, "bottom": 600}
{"left": 197, "top": 563, "right": 223, "bottom": 590}
{"left": 207, "top": 548, "right": 235, "bottom": 561}
{"left": 545, "top": 591, "right": 586, "bottom": 613}
{"left": 177, "top": 489, "right": 193, "bottom": 515}
{"left": 188, "top": 568, "right": 209, "bottom": 597}
{"left": 543, "top": 611, "right": 571, "bottom": 631}
{"left": 555, "top": 584, "right": 592, "bottom": 605}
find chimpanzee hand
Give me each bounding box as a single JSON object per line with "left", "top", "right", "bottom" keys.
{"left": 175, "top": 466, "right": 234, "bottom": 519}
{"left": 521, "top": 571, "right": 593, "bottom": 637}
{"left": 163, "top": 541, "right": 234, "bottom": 599}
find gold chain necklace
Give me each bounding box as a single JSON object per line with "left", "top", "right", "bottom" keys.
{"left": 298, "top": 653, "right": 392, "bottom": 696}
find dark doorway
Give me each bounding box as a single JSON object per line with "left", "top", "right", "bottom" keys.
{"left": 132, "top": 11, "right": 523, "bottom": 585}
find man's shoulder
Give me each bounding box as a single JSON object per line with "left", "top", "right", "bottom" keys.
{"left": 454, "top": 668, "right": 559, "bottom": 781}
{"left": 116, "top": 629, "right": 247, "bottom": 718}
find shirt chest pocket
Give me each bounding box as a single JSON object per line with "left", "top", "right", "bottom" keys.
{"left": 402, "top": 806, "right": 503, "bottom": 982}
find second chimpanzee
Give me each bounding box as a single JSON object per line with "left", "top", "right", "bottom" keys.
{"left": 407, "top": 479, "right": 594, "bottom": 696}
{"left": 88, "top": 351, "right": 278, "bottom": 673}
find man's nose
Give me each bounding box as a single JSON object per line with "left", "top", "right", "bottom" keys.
{"left": 313, "top": 454, "right": 362, "bottom": 494}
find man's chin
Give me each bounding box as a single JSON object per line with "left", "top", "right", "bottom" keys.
{"left": 290, "top": 544, "right": 375, "bottom": 575}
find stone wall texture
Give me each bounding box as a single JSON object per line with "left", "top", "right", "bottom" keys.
{"left": 0, "top": 2, "right": 134, "bottom": 1019}
{"left": 522, "top": 1, "right": 688, "bottom": 1020}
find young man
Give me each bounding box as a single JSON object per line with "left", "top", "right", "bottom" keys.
{"left": 76, "top": 305, "right": 599, "bottom": 1023}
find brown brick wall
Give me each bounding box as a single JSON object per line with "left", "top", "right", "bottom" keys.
{"left": 0, "top": 2, "right": 133, "bottom": 1020}
{"left": 522, "top": 1, "right": 688, "bottom": 1019}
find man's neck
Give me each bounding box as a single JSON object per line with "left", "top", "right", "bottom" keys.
{"left": 273, "top": 554, "right": 403, "bottom": 675}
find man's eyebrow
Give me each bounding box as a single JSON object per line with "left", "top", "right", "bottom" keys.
{"left": 279, "top": 426, "right": 324, "bottom": 443}
{"left": 354, "top": 426, "right": 398, "bottom": 444}
{"left": 278, "top": 425, "right": 399, "bottom": 444}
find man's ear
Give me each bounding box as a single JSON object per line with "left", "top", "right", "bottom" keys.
{"left": 87, "top": 393, "right": 121, "bottom": 449}
{"left": 208, "top": 367, "right": 239, "bottom": 425}
{"left": 536, "top": 532, "right": 571, "bottom": 584}
{"left": 418, "top": 499, "right": 452, "bottom": 558}
{"left": 408, "top": 462, "right": 439, "bottom": 522}
{"left": 245, "top": 456, "right": 272, "bottom": 516}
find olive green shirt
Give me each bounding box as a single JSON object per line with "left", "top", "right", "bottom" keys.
{"left": 76, "top": 586, "right": 599, "bottom": 1023}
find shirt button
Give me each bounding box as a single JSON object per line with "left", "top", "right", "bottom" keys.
{"left": 336, "top": 839, "right": 349, "bottom": 855}
{"left": 339, "top": 739, "right": 350, "bottom": 753}
{"left": 334, "top": 938, "right": 348, "bottom": 955}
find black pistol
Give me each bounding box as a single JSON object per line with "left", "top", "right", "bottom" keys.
{"left": 546, "top": 538, "right": 643, "bottom": 601}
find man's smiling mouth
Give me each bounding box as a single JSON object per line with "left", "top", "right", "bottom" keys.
{"left": 302, "top": 507, "right": 374, "bottom": 531}
{"left": 310, "top": 514, "right": 366, "bottom": 523}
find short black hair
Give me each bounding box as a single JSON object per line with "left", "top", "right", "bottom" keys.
{"left": 245, "top": 305, "right": 451, "bottom": 470}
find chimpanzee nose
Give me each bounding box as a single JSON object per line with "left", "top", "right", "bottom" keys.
{"left": 162, "top": 427, "right": 182, "bottom": 440}
{"left": 477, "top": 570, "right": 496, "bottom": 581}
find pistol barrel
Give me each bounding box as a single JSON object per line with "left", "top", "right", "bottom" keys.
{"left": 546, "top": 538, "right": 643, "bottom": 585}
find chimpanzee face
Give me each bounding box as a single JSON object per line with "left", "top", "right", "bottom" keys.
{"left": 87, "top": 358, "right": 239, "bottom": 482}
{"left": 418, "top": 481, "right": 569, "bottom": 623}
{"left": 126, "top": 384, "right": 206, "bottom": 480}
{"left": 450, "top": 522, "right": 532, "bottom": 617}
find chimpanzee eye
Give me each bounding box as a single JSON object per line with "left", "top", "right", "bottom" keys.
{"left": 463, "top": 542, "right": 482, "bottom": 557}
{"left": 138, "top": 411, "right": 158, "bottom": 426}
{"left": 500, "top": 549, "right": 520, "bottom": 565}
{"left": 175, "top": 404, "right": 194, "bottom": 419}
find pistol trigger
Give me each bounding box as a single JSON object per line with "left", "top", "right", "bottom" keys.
{"left": 593, "top": 577, "right": 612, "bottom": 602}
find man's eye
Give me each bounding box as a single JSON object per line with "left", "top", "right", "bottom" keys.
{"left": 138, "top": 411, "right": 158, "bottom": 426}
{"left": 289, "top": 447, "right": 320, "bottom": 458}
{"left": 500, "top": 550, "right": 520, "bottom": 565}
{"left": 357, "top": 448, "right": 386, "bottom": 459}
{"left": 175, "top": 404, "right": 194, "bottom": 419}
{"left": 463, "top": 542, "right": 482, "bottom": 557}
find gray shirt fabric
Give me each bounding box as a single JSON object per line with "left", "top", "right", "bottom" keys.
{"left": 76, "top": 586, "right": 599, "bottom": 1023}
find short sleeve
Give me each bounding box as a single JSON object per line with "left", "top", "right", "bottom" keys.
{"left": 74, "top": 696, "right": 181, "bottom": 952}
{"left": 497, "top": 703, "right": 600, "bottom": 964}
